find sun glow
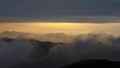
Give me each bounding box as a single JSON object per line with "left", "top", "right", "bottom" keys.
{"left": 31, "top": 22, "right": 80, "bottom": 27}
{"left": 0, "top": 22, "right": 120, "bottom": 36}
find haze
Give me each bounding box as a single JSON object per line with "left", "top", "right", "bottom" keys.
{"left": 0, "top": 22, "right": 120, "bottom": 36}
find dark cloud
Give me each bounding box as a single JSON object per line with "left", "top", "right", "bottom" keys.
{"left": 0, "top": 0, "right": 120, "bottom": 22}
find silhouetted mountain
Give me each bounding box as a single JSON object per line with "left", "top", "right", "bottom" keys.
{"left": 2, "top": 37, "right": 14, "bottom": 43}
{"left": 30, "top": 39, "right": 54, "bottom": 58}
{"left": 62, "top": 59, "right": 120, "bottom": 68}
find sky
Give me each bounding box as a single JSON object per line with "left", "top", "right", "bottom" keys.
{"left": 0, "top": 23, "right": 120, "bottom": 36}
{"left": 0, "top": 0, "right": 120, "bottom": 22}
{"left": 0, "top": 0, "right": 120, "bottom": 36}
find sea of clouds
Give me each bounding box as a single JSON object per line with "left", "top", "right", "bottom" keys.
{"left": 0, "top": 32, "right": 120, "bottom": 68}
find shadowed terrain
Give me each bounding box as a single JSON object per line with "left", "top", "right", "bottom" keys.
{"left": 62, "top": 59, "right": 120, "bottom": 68}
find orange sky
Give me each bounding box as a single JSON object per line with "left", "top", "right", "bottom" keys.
{"left": 0, "top": 22, "right": 120, "bottom": 36}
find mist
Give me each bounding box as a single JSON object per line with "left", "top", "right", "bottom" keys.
{"left": 0, "top": 32, "right": 120, "bottom": 68}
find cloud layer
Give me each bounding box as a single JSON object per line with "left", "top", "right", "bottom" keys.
{"left": 0, "top": 0, "right": 120, "bottom": 22}
{"left": 1, "top": 32, "right": 120, "bottom": 68}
